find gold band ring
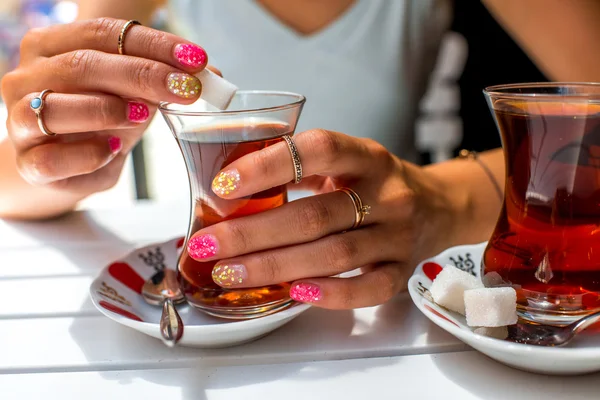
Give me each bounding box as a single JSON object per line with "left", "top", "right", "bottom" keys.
{"left": 118, "top": 20, "right": 141, "bottom": 55}
{"left": 282, "top": 135, "right": 303, "bottom": 184}
{"left": 29, "top": 89, "right": 55, "bottom": 137}
{"left": 337, "top": 187, "right": 371, "bottom": 230}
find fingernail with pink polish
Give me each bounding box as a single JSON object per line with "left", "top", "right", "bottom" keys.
{"left": 174, "top": 44, "right": 208, "bottom": 68}
{"left": 127, "top": 101, "right": 149, "bottom": 123}
{"left": 108, "top": 136, "right": 122, "bottom": 154}
{"left": 187, "top": 234, "right": 218, "bottom": 259}
{"left": 212, "top": 264, "right": 247, "bottom": 287}
{"left": 290, "top": 283, "right": 322, "bottom": 302}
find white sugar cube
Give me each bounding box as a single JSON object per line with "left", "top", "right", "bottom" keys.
{"left": 195, "top": 69, "right": 238, "bottom": 110}
{"left": 474, "top": 326, "right": 508, "bottom": 340}
{"left": 430, "top": 266, "right": 483, "bottom": 315}
{"left": 464, "top": 287, "right": 518, "bottom": 327}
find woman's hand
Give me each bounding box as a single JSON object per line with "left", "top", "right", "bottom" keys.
{"left": 1, "top": 18, "right": 208, "bottom": 195}
{"left": 185, "top": 129, "right": 469, "bottom": 309}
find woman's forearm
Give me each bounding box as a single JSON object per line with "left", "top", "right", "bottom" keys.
{"left": 425, "top": 148, "right": 505, "bottom": 246}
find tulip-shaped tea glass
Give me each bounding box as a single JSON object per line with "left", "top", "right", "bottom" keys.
{"left": 160, "top": 91, "right": 305, "bottom": 319}
{"left": 483, "top": 83, "right": 600, "bottom": 325}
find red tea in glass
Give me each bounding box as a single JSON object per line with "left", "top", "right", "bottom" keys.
{"left": 160, "top": 91, "right": 305, "bottom": 319}
{"left": 483, "top": 83, "right": 600, "bottom": 325}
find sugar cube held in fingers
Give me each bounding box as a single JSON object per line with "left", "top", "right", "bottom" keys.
{"left": 429, "top": 266, "right": 483, "bottom": 315}
{"left": 464, "top": 287, "right": 518, "bottom": 327}
{"left": 194, "top": 69, "right": 238, "bottom": 110}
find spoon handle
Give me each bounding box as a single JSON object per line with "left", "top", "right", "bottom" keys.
{"left": 160, "top": 297, "right": 184, "bottom": 347}
{"left": 570, "top": 310, "right": 600, "bottom": 335}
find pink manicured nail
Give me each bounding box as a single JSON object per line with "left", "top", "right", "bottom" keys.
{"left": 174, "top": 44, "right": 207, "bottom": 68}
{"left": 187, "top": 234, "right": 218, "bottom": 259}
{"left": 108, "top": 136, "right": 122, "bottom": 154}
{"left": 290, "top": 283, "right": 322, "bottom": 302}
{"left": 127, "top": 101, "right": 149, "bottom": 123}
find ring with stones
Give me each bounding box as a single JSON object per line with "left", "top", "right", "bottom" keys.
{"left": 282, "top": 135, "right": 303, "bottom": 184}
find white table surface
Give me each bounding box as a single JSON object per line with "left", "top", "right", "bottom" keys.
{"left": 1, "top": 200, "right": 599, "bottom": 399}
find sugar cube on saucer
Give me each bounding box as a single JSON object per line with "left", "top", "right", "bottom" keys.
{"left": 464, "top": 287, "right": 518, "bottom": 327}
{"left": 474, "top": 326, "right": 509, "bottom": 340}
{"left": 430, "top": 266, "right": 483, "bottom": 315}
{"left": 195, "top": 69, "right": 238, "bottom": 110}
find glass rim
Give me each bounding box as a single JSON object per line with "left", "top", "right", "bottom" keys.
{"left": 159, "top": 90, "right": 306, "bottom": 116}
{"left": 483, "top": 82, "right": 600, "bottom": 100}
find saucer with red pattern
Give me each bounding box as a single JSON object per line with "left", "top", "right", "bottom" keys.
{"left": 408, "top": 242, "right": 600, "bottom": 375}
{"left": 89, "top": 237, "right": 311, "bottom": 348}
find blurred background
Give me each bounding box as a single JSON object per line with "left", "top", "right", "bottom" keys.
{"left": 0, "top": 0, "right": 547, "bottom": 210}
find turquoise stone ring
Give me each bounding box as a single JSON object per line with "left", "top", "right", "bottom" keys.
{"left": 30, "top": 89, "right": 56, "bottom": 136}
{"left": 30, "top": 97, "right": 42, "bottom": 110}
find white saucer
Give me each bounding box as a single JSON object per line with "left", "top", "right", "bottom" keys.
{"left": 89, "top": 237, "right": 310, "bottom": 348}
{"left": 409, "top": 242, "right": 600, "bottom": 375}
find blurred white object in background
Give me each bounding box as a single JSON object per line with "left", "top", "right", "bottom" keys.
{"left": 416, "top": 31, "right": 469, "bottom": 163}
{"left": 51, "top": 1, "right": 78, "bottom": 24}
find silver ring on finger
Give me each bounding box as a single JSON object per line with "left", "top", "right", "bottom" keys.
{"left": 29, "top": 89, "right": 56, "bottom": 137}
{"left": 282, "top": 134, "right": 303, "bottom": 184}
{"left": 337, "top": 187, "right": 371, "bottom": 230}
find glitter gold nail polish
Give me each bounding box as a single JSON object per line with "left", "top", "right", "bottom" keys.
{"left": 167, "top": 72, "right": 202, "bottom": 99}
{"left": 212, "top": 264, "right": 247, "bottom": 287}
{"left": 212, "top": 170, "right": 241, "bottom": 196}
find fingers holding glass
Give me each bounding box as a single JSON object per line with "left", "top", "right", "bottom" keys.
{"left": 210, "top": 129, "right": 376, "bottom": 199}
{"left": 208, "top": 227, "right": 396, "bottom": 290}
{"left": 186, "top": 190, "right": 369, "bottom": 261}
{"left": 289, "top": 263, "right": 407, "bottom": 309}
